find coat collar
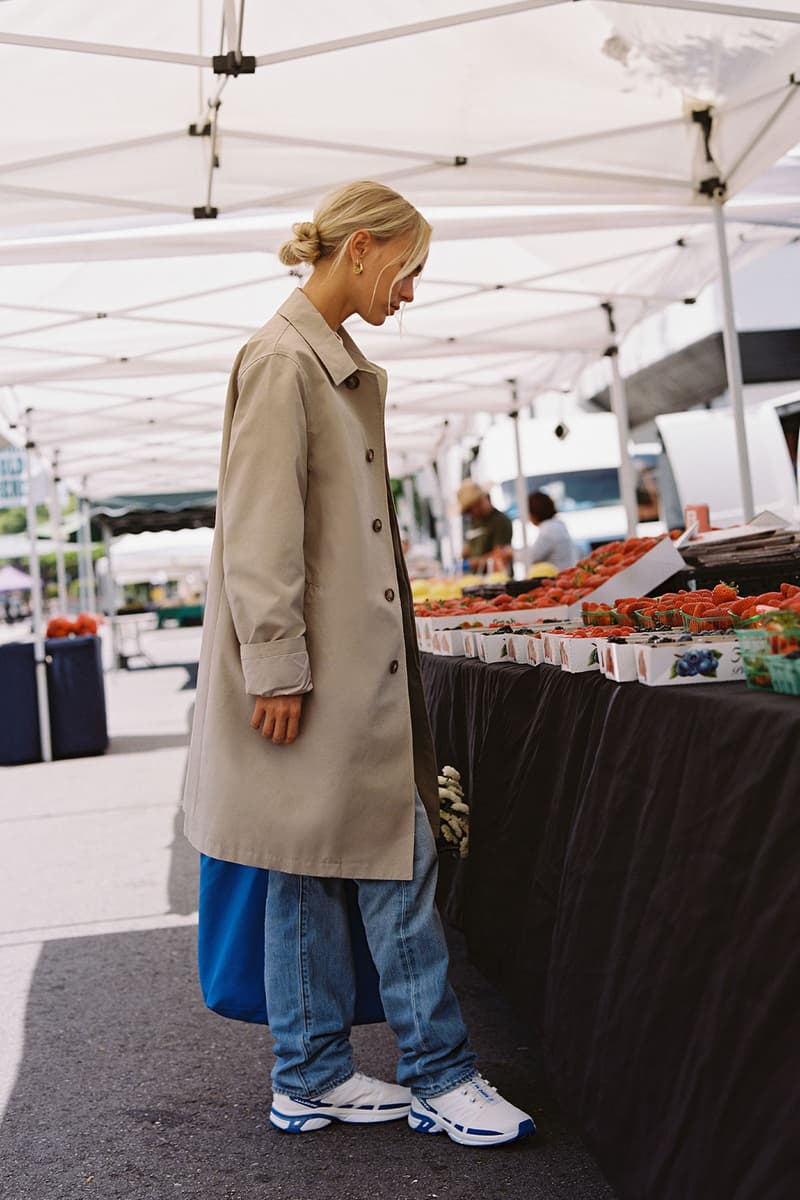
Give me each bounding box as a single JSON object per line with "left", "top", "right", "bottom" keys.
{"left": 278, "top": 288, "right": 382, "bottom": 385}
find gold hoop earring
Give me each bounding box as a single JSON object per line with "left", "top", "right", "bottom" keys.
{"left": 354, "top": 260, "right": 364, "bottom": 276}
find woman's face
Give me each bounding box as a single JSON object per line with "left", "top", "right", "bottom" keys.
{"left": 352, "top": 234, "right": 426, "bottom": 326}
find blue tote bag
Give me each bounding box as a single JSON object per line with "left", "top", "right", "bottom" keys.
{"left": 197, "top": 854, "right": 386, "bottom": 1026}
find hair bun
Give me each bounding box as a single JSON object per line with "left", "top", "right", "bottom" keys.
{"left": 279, "top": 220, "right": 322, "bottom": 267}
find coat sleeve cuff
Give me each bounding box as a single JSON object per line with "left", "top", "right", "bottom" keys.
{"left": 240, "top": 636, "right": 313, "bottom": 698}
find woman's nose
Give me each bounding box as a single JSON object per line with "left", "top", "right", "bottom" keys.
{"left": 399, "top": 279, "right": 415, "bottom": 304}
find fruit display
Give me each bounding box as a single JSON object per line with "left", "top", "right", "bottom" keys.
{"left": 46, "top": 611, "right": 100, "bottom": 639}
{"left": 520, "top": 533, "right": 684, "bottom": 612}
{"left": 734, "top": 610, "right": 800, "bottom": 692}
{"left": 583, "top": 582, "right": 800, "bottom": 632}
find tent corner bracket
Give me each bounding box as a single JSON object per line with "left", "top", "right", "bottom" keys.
{"left": 213, "top": 52, "right": 255, "bottom": 76}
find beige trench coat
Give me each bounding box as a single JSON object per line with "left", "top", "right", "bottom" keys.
{"left": 182, "top": 289, "right": 439, "bottom": 880}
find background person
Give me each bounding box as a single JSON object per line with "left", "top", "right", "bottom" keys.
{"left": 527, "top": 491, "right": 578, "bottom": 571}
{"left": 183, "top": 181, "right": 534, "bottom": 1148}
{"left": 458, "top": 481, "right": 513, "bottom": 574}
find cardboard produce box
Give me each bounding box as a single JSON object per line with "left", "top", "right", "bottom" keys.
{"left": 635, "top": 636, "right": 744, "bottom": 686}
{"left": 430, "top": 627, "right": 466, "bottom": 656}
{"left": 506, "top": 633, "right": 533, "bottom": 664}
{"left": 417, "top": 606, "right": 569, "bottom": 650}
{"left": 601, "top": 634, "right": 672, "bottom": 682}
{"left": 564, "top": 537, "right": 686, "bottom": 618}
{"left": 559, "top": 636, "right": 602, "bottom": 674}
{"left": 477, "top": 631, "right": 511, "bottom": 664}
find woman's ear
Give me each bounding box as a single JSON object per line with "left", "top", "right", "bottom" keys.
{"left": 349, "top": 230, "right": 371, "bottom": 262}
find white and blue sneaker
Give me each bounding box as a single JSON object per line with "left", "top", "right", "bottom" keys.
{"left": 408, "top": 1074, "right": 535, "bottom": 1146}
{"left": 270, "top": 1071, "right": 411, "bottom": 1133}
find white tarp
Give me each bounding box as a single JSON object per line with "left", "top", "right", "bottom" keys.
{"left": 0, "top": 1, "right": 798, "bottom": 491}
{"left": 0, "top": 203, "right": 795, "bottom": 492}
{"left": 0, "top": 1, "right": 798, "bottom": 232}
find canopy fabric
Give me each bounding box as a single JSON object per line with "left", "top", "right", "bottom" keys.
{"left": 0, "top": 534, "right": 60, "bottom": 560}
{"left": 0, "top": 2, "right": 798, "bottom": 235}
{"left": 97, "top": 527, "right": 214, "bottom": 584}
{"left": 0, "top": 200, "right": 796, "bottom": 491}
{"left": 1, "top": 2, "right": 798, "bottom": 489}
{"left": 90, "top": 491, "right": 217, "bottom": 535}
{"left": 587, "top": 326, "right": 800, "bottom": 423}
{"left": 0, "top": 563, "right": 34, "bottom": 591}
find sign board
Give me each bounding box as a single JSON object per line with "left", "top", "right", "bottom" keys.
{"left": 0, "top": 449, "right": 26, "bottom": 508}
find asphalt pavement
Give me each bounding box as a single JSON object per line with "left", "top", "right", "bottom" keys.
{"left": 0, "top": 628, "right": 616, "bottom": 1200}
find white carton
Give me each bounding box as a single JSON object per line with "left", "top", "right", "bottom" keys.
{"left": 477, "top": 632, "right": 511, "bottom": 664}
{"left": 564, "top": 537, "right": 686, "bottom": 618}
{"left": 635, "top": 637, "right": 744, "bottom": 686}
{"left": 602, "top": 640, "right": 638, "bottom": 682}
{"left": 601, "top": 635, "right": 667, "bottom": 682}
{"left": 526, "top": 634, "right": 546, "bottom": 666}
{"left": 506, "top": 633, "right": 533, "bottom": 665}
{"left": 559, "top": 636, "right": 603, "bottom": 674}
{"left": 416, "top": 606, "right": 569, "bottom": 650}
{"left": 462, "top": 628, "right": 483, "bottom": 658}
{"left": 431, "top": 628, "right": 466, "bottom": 656}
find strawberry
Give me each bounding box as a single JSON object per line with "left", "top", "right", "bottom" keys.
{"left": 712, "top": 582, "right": 738, "bottom": 604}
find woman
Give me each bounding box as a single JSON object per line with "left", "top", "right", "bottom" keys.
{"left": 183, "top": 182, "right": 534, "bottom": 1147}
{"left": 527, "top": 491, "right": 578, "bottom": 571}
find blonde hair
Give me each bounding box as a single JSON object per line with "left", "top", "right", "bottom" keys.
{"left": 279, "top": 181, "right": 431, "bottom": 297}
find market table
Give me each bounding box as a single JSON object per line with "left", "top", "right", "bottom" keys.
{"left": 421, "top": 652, "right": 799, "bottom": 1200}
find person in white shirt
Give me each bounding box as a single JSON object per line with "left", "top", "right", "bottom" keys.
{"left": 527, "top": 491, "right": 578, "bottom": 571}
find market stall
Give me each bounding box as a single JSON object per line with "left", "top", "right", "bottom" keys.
{"left": 422, "top": 651, "right": 799, "bottom": 1200}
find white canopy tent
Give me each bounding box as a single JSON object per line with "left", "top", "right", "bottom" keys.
{"left": 0, "top": 202, "right": 796, "bottom": 491}
{"left": 0, "top": 1, "right": 797, "bottom": 508}
{"left": 0, "top": 1, "right": 798, "bottom": 228}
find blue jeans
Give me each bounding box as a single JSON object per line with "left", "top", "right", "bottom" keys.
{"left": 264, "top": 793, "right": 477, "bottom": 1099}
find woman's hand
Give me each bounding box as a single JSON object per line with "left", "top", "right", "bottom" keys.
{"left": 250, "top": 694, "right": 304, "bottom": 745}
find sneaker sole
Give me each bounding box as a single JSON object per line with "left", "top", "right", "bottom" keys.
{"left": 408, "top": 1106, "right": 536, "bottom": 1147}
{"left": 270, "top": 1104, "right": 410, "bottom": 1133}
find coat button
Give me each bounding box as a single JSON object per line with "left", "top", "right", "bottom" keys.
{"left": 366, "top": 448, "right": 375, "bottom": 463}
{"left": 389, "top": 660, "right": 399, "bottom": 674}
{"left": 372, "top": 518, "right": 383, "bottom": 532}
{"left": 345, "top": 373, "right": 360, "bottom": 389}
{"left": 384, "top": 588, "right": 395, "bottom": 602}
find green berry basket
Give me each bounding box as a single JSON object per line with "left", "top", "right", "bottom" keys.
{"left": 732, "top": 614, "right": 800, "bottom": 690}
{"left": 581, "top": 607, "right": 617, "bottom": 628}
{"left": 733, "top": 622, "right": 774, "bottom": 691}
{"left": 681, "top": 611, "right": 734, "bottom": 634}
{"left": 765, "top": 653, "right": 800, "bottom": 696}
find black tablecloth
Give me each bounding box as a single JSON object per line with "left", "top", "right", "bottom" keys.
{"left": 422, "top": 654, "right": 800, "bottom": 1200}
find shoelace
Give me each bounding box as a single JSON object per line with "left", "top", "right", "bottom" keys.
{"left": 461, "top": 1075, "right": 499, "bottom": 1105}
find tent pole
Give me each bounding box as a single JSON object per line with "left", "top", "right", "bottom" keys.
{"left": 102, "top": 521, "right": 121, "bottom": 669}
{"left": 603, "top": 305, "right": 638, "bottom": 539}
{"left": 79, "top": 480, "right": 96, "bottom": 612}
{"left": 509, "top": 391, "right": 530, "bottom": 573}
{"left": 49, "top": 453, "right": 68, "bottom": 613}
{"left": 608, "top": 352, "right": 639, "bottom": 538}
{"left": 23, "top": 411, "right": 52, "bottom": 764}
{"left": 711, "top": 195, "right": 755, "bottom": 522}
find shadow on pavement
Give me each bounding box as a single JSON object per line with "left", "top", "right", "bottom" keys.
{"left": 0, "top": 921, "right": 615, "bottom": 1200}
{"left": 123, "top": 663, "right": 199, "bottom": 691}
{"left": 107, "top": 734, "right": 192, "bottom": 756}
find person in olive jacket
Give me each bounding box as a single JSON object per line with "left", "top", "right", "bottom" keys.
{"left": 183, "top": 181, "right": 534, "bottom": 1147}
